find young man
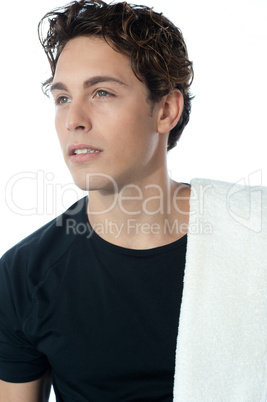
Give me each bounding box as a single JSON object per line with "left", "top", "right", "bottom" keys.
{"left": 1, "top": 1, "right": 267, "bottom": 401}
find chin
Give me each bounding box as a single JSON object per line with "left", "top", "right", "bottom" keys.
{"left": 71, "top": 171, "right": 119, "bottom": 193}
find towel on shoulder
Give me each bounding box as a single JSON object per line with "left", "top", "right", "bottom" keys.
{"left": 174, "top": 178, "right": 267, "bottom": 402}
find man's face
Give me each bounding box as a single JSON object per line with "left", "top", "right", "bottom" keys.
{"left": 51, "top": 36, "right": 167, "bottom": 192}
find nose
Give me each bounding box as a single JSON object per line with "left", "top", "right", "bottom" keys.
{"left": 66, "top": 101, "right": 92, "bottom": 133}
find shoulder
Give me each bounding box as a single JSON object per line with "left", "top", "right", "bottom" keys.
{"left": 189, "top": 178, "right": 267, "bottom": 236}
{"left": 0, "top": 196, "right": 88, "bottom": 279}
{"left": 0, "top": 196, "right": 88, "bottom": 323}
{"left": 189, "top": 178, "right": 267, "bottom": 209}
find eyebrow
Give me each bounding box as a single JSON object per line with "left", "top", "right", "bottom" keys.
{"left": 50, "top": 75, "right": 128, "bottom": 93}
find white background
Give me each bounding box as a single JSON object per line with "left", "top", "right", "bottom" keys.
{"left": 0, "top": 0, "right": 266, "bottom": 399}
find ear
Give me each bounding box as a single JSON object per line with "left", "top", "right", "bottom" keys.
{"left": 157, "top": 89, "right": 184, "bottom": 134}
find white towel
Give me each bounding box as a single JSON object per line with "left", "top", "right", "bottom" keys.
{"left": 173, "top": 178, "right": 267, "bottom": 402}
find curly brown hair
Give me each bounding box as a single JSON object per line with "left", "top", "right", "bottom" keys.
{"left": 38, "top": 0, "right": 194, "bottom": 151}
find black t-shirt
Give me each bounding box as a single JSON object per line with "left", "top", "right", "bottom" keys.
{"left": 0, "top": 197, "right": 186, "bottom": 401}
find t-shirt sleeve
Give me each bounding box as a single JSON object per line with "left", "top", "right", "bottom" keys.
{"left": 0, "top": 252, "right": 50, "bottom": 383}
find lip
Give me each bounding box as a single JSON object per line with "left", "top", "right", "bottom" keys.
{"left": 68, "top": 144, "right": 103, "bottom": 163}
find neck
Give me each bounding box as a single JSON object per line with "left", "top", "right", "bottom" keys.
{"left": 87, "top": 171, "right": 190, "bottom": 250}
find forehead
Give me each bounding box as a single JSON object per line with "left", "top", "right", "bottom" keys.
{"left": 54, "top": 36, "right": 133, "bottom": 82}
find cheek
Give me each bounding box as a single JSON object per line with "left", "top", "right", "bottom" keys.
{"left": 124, "top": 113, "right": 158, "bottom": 150}
{"left": 54, "top": 112, "right": 67, "bottom": 147}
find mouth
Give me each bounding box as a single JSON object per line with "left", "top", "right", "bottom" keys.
{"left": 68, "top": 144, "right": 103, "bottom": 156}
{"left": 68, "top": 144, "right": 103, "bottom": 163}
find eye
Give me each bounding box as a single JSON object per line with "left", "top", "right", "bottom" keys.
{"left": 55, "top": 96, "right": 71, "bottom": 105}
{"left": 95, "top": 90, "right": 111, "bottom": 98}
